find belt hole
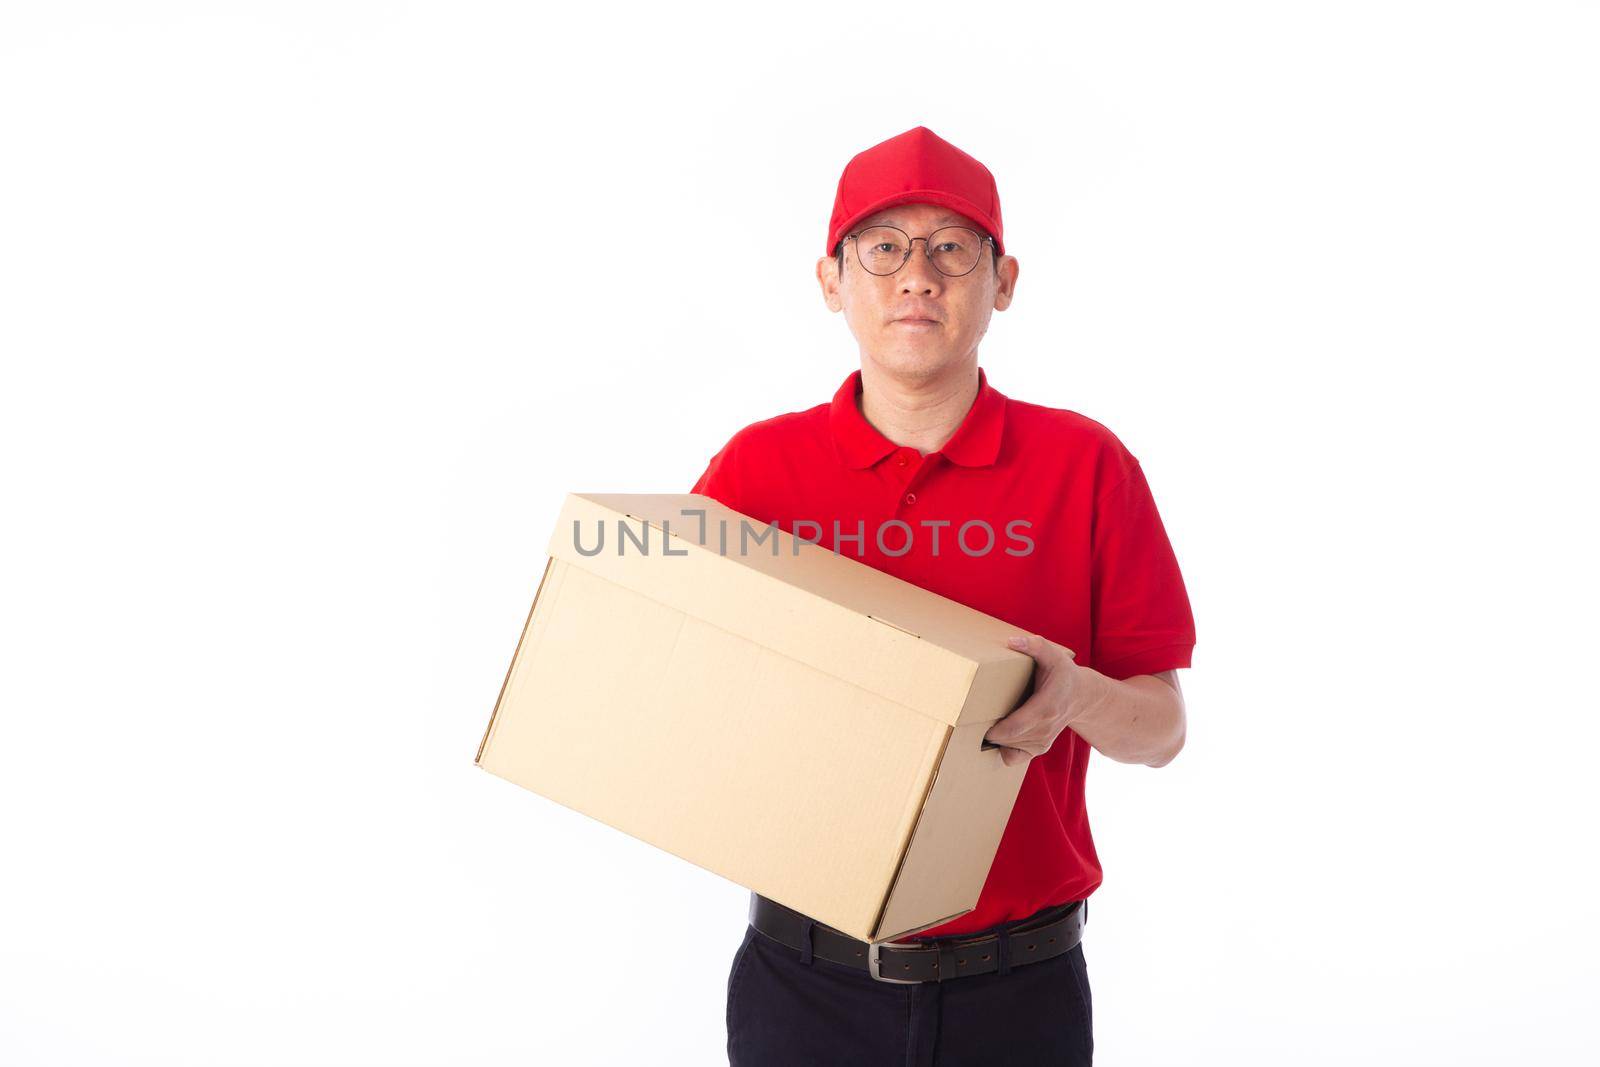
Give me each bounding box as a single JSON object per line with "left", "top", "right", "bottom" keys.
{"left": 957, "top": 958, "right": 967, "bottom": 966}
{"left": 1047, "top": 937, "right": 1055, "bottom": 944}
{"left": 854, "top": 949, "right": 863, "bottom": 956}
{"left": 980, "top": 953, "right": 990, "bottom": 961}
{"left": 902, "top": 964, "right": 911, "bottom": 971}
{"left": 1027, "top": 944, "right": 1036, "bottom": 951}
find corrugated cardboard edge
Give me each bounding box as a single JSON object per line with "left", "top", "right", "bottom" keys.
{"left": 868, "top": 724, "right": 965, "bottom": 941}
{"left": 870, "top": 656, "right": 1036, "bottom": 941}
{"left": 476, "top": 556, "right": 556, "bottom": 766}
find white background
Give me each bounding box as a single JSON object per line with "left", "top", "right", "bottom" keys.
{"left": 2, "top": 2, "right": 1596, "bottom": 1064}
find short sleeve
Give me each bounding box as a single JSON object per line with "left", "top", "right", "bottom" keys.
{"left": 1089, "top": 459, "right": 1196, "bottom": 680}
{"left": 690, "top": 434, "right": 741, "bottom": 510}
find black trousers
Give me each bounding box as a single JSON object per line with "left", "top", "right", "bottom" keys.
{"left": 725, "top": 899, "right": 1093, "bottom": 1066}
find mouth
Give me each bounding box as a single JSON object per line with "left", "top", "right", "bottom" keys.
{"left": 892, "top": 317, "right": 941, "bottom": 326}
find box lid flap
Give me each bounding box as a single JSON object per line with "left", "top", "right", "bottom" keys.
{"left": 546, "top": 492, "right": 1032, "bottom": 727}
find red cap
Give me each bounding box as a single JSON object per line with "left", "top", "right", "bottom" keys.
{"left": 826, "top": 126, "right": 1005, "bottom": 257}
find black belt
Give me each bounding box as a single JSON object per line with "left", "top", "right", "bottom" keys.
{"left": 747, "top": 893, "right": 1088, "bottom": 984}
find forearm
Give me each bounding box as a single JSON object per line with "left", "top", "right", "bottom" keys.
{"left": 1067, "top": 668, "right": 1186, "bottom": 767}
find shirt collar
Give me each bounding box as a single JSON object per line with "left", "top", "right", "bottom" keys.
{"left": 829, "top": 366, "right": 1008, "bottom": 470}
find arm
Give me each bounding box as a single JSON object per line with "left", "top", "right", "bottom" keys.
{"left": 1068, "top": 665, "right": 1186, "bottom": 768}
{"left": 982, "top": 634, "right": 1187, "bottom": 769}
{"left": 1070, "top": 452, "right": 1194, "bottom": 766}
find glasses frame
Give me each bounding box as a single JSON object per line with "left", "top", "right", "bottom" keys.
{"left": 843, "top": 224, "right": 997, "bottom": 278}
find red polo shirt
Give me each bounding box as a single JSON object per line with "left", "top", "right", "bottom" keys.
{"left": 691, "top": 366, "right": 1196, "bottom": 938}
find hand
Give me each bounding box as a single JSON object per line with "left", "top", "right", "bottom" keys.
{"left": 984, "top": 633, "right": 1083, "bottom": 767}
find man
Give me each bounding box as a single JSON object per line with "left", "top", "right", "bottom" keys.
{"left": 692, "top": 126, "right": 1195, "bottom": 1066}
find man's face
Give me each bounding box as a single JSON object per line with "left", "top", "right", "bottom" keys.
{"left": 817, "top": 201, "right": 1019, "bottom": 383}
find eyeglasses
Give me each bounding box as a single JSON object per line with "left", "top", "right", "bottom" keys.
{"left": 843, "top": 225, "right": 996, "bottom": 277}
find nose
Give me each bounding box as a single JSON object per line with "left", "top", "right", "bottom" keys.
{"left": 898, "top": 237, "right": 943, "bottom": 296}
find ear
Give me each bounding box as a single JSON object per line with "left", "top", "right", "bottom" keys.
{"left": 992, "top": 254, "right": 1019, "bottom": 311}
{"left": 816, "top": 255, "right": 844, "bottom": 312}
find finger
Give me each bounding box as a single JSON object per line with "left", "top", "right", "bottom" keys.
{"left": 984, "top": 692, "right": 1051, "bottom": 749}
{"left": 987, "top": 728, "right": 1044, "bottom": 758}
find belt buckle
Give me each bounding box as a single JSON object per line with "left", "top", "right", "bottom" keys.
{"left": 867, "top": 937, "right": 927, "bottom": 985}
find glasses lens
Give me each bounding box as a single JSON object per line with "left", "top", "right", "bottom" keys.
{"left": 855, "top": 226, "right": 910, "bottom": 275}
{"left": 927, "top": 227, "right": 983, "bottom": 276}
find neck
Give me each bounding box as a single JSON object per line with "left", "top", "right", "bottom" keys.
{"left": 856, "top": 356, "right": 980, "bottom": 456}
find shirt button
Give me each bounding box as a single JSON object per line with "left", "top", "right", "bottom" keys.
{"left": 904, "top": 492, "right": 917, "bottom": 505}
{"left": 896, "top": 455, "right": 908, "bottom": 467}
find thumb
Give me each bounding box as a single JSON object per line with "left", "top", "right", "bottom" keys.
{"left": 1009, "top": 632, "right": 1075, "bottom": 664}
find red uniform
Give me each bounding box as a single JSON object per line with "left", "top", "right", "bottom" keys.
{"left": 692, "top": 366, "right": 1196, "bottom": 938}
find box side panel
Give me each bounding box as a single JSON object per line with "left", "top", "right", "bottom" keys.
{"left": 954, "top": 652, "right": 1038, "bottom": 727}
{"left": 872, "top": 720, "right": 1030, "bottom": 941}
{"left": 475, "top": 562, "right": 950, "bottom": 941}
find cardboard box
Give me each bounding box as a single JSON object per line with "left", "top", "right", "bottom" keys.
{"left": 475, "top": 492, "right": 1035, "bottom": 942}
